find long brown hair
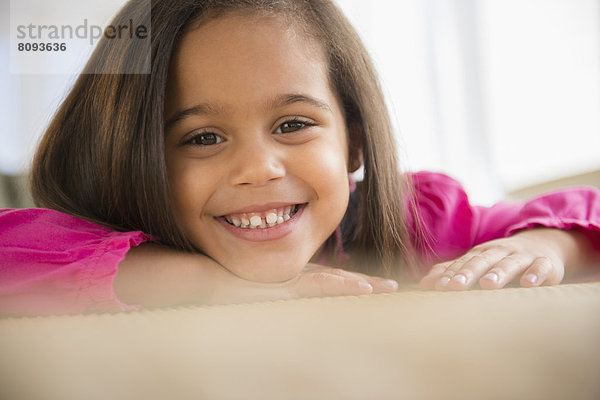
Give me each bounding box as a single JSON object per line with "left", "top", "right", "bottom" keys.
{"left": 31, "top": 0, "right": 415, "bottom": 278}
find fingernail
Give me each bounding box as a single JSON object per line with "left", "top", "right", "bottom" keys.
{"left": 452, "top": 274, "right": 467, "bottom": 285}
{"left": 524, "top": 274, "right": 538, "bottom": 284}
{"left": 358, "top": 281, "right": 373, "bottom": 292}
{"left": 381, "top": 279, "right": 398, "bottom": 290}
{"left": 482, "top": 272, "right": 499, "bottom": 282}
{"left": 438, "top": 276, "right": 451, "bottom": 286}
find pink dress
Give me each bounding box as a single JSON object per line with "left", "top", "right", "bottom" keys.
{"left": 1, "top": 171, "right": 599, "bottom": 316}
{"left": 408, "top": 172, "right": 600, "bottom": 265}
{"left": 0, "top": 209, "right": 153, "bottom": 315}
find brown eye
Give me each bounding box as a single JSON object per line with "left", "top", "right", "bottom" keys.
{"left": 278, "top": 121, "right": 304, "bottom": 133}
{"left": 275, "top": 119, "right": 314, "bottom": 134}
{"left": 185, "top": 132, "right": 224, "bottom": 146}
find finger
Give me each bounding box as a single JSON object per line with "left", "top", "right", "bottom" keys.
{"left": 346, "top": 272, "right": 399, "bottom": 293}
{"left": 478, "top": 254, "right": 533, "bottom": 289}
{"left": 419, "top": 262, "right": 452, "bottom": 290}
{"left": 520, "top": 257, "right": 562, "bottom": 287}
{"left": 335, "top": 274, "right": 375, "bottom": 295}
{"left": 446, "top": 250, "right": 508, "bottom": 290}
{"left": 347, "top": 275, "right": 397, "bottom": 293}
{"left": 296, "top": 272, "right": 373, "bottom": 297}
{"left": 433, "top": 253, "right": 487, "bottom": 291}
{"left": 368, "top": 277, "right": 399, "bottom": 293}
{"left": 319, "top": 268, "right": 398, "bottom": 293}
{"left": 306, "top": 266, "right": 369, "bottom": 281}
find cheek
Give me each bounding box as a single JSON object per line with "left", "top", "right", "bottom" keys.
{"left": 166, "top": 156, "right": 188, "bottom": 215}
{"left": 318, "top": 152, "right": 348, "bottom": 197}
{"left": 166, "top": 155, "right": 212, "bottom": 221}
{"left": 300, "top": 136, "right": 350, "bottom": 216}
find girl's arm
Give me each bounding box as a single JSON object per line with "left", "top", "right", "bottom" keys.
{"left": 115, "top": 243, "right": 398, "bottom": 308}
{"left": 419, "top": 227, "right": 600, "bottom": 290}
{"left": 0, "top": 208, "right": 151, "bottom": 316}
{"left": 408, "top": 172, "right": 600, "bottom": 290}
{"left": 0, "top": 208, "right": 395, "bottom": 316}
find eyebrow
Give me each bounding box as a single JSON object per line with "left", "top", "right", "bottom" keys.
{"left": 164, "top": 93, "right": 333, "bottom": 130}
{"left": 267, "top": 94, "right": 333, "bottom": 115}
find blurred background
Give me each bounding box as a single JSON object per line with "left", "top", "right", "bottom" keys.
{"left": 1, "top": 0, "right": 599, "bottom": 208}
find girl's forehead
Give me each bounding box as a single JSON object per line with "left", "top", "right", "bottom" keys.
{"left": 166, "top": 13, "right": 333, "bottom": 110}
{"left": 175, "top": 12, "right": 326, "bottom": 65}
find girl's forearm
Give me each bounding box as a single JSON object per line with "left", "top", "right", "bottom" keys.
{"left": 115, "top": 243, "right": 307, "bottom": 307}
{"left": 114, "top": 243, "right": 228, "bottom": 307}
{"left": 115, "top": 243, "right": 398, "bottom": 309}
{"left": 547, "top": 228, "right": 600, "bottom": 279}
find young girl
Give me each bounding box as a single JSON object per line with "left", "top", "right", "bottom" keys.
{"left": 1, "top": 0, "right": 599, "bottom": 316}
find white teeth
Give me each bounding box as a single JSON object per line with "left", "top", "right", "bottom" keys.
{"left": 250, "top": 215, "right": 262, "bottom": 227}
{"left": 225, "top": 205, "right": 301, "bottom": 229}
{"left": 266, "top": 212, "right": 277, "bottom": 224}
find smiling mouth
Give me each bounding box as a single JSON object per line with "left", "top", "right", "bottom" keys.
{"left": 220, "top": 204, "right": 302, "bottom": 229}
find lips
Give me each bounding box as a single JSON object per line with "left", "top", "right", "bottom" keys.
{"left": 216, "top": 203, "right": 307, "bottom": 242}
{"left": 221, "top": 204, "right": 300, "bottom": 229}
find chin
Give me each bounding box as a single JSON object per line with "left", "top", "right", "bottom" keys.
{"left": 225, "top": 256, "right": 307, "bottom": 283}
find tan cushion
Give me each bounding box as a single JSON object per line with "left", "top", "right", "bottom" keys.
{"left": 1, "top": 282, "right": 600, "bottom": 400}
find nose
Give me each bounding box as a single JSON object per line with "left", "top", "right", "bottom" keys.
{"left": 228, "top": 137, "right": 286, "bottom": 187}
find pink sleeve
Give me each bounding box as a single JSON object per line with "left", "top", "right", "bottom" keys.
{"left": 0, "top": 208, "right": 155, "bottom": 316}
{"left": 408, "top": 171, "right": 600, "bottom": 267}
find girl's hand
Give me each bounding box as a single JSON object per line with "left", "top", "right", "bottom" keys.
{"left": 211, "top": 263, "right": 399, "bottom": 305}
{"left": 279, "top": 263, "right": 400, "bottom": 297}
{"left": 419, "top": 228, "right": 590, "bottom": 291}
{"left": 117, "top": 244, "right": 398, "bottom": 308}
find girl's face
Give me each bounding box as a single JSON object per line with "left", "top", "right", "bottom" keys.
{"left": 164, "top": 14, "right": 351, "bottom": 282}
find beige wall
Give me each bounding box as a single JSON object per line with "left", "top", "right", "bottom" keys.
{"left": 508, "top": 170, "right": 600, "bottom": 201}
{"left": 0, "top": 174, "right": 34, "bottom": 209}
